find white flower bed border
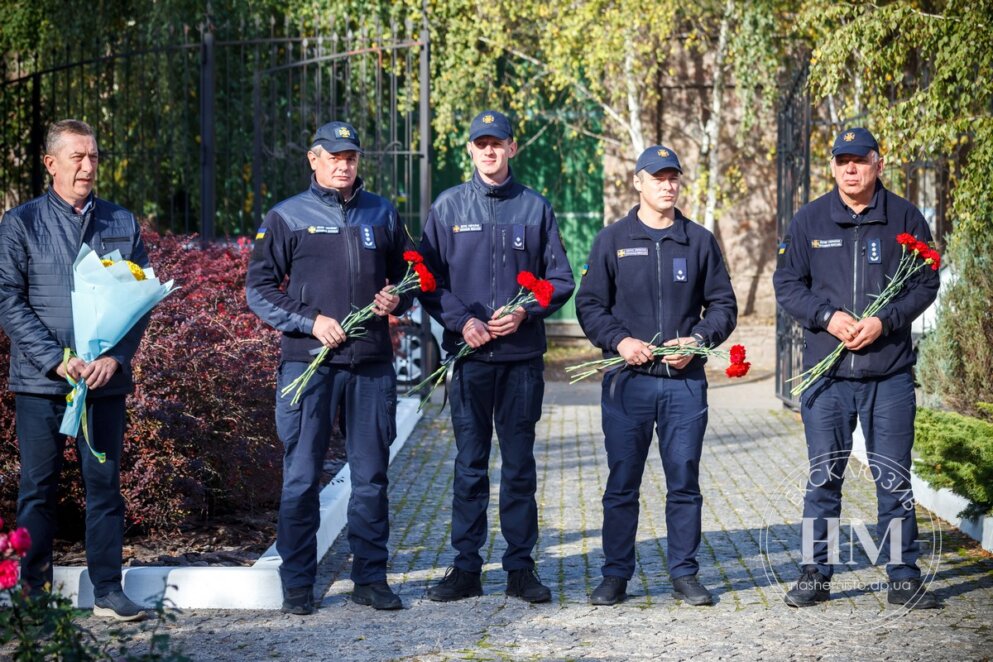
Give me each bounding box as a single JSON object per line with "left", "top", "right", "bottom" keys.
{"left": 852, "top": 423, "right": 993, "bottom": 553}
{"left": 52, "top": 397, "right": 422, "bottom": 609}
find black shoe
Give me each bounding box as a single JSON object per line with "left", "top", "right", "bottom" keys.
{"left": 784, "top": 566, "right": 830, "bottom": 608}
{"left": 281, "top": 586, "right": 316, "bottom": 616}
{"left": 671, "top": 575, "right": 713, "bottom": 606}
{"left": 352, "top": 581, "right": 403, "bottom": 610}
{"left": 506, "top": 568, "right": 552, "bottom": 603}
{"left": 888, "top": 578, "right": 939, "bottom": 610}
{"left": 426, "top": 567, "right": 483, "bottom": 602}
{"left": 590, "top": 576, "right": 627, "bottom": 605}
{"left": 92, "top": 591, "right": 147, "bottom": 622}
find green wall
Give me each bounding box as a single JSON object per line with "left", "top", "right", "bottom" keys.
{"left": 432, "top": 117, "right": 604, "bottom": 321}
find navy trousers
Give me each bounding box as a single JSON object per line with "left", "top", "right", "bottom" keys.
{"left": 275, "top": 361, "right": 396, "bottom": 590}
{"left": 600, "top": 369, "right": 709, "bottom": 580}
{"left": 448, "top": 357, "right": 544, "bottom": 573}
{"left": 16, "top": 393, "right": 126, "bottom": 598}
{"left": 799, "top": 369, "right": 920, "bottom": 580}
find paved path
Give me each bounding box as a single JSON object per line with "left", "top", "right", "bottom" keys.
{"left": 102, "top": 377, "right": 993, "bottom": 660}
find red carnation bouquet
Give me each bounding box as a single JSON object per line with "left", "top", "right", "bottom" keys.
{"left": 410, "top": 270, "right": 554, "bottom": 407}
{"left": 565, "top": 339, "right": 750, "bottom": 383}
{"left": 789, "top": 233, "right": 940, "bottom": 396}
{"left": 281, "top": 250, "right": 437, "bottom": 405}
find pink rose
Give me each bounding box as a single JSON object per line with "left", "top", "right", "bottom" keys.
{"left": 0, "top": 559, "right": 19, "bottom": 590}
{"left": 0, "top": 533, "right": 8, "bottom": 554}
{"left": 9, "top": 528, "right": 31, "bottom": 556}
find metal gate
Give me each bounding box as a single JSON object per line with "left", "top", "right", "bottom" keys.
{"left": 249, "top": 28, "right": 431, "bottom": 236}
{"left": 775, "top": 64, "right": 810, "bottom": 409}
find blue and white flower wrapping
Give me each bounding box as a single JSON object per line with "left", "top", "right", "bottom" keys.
{"left": 59, "top": 244, "right": 177, "bottom": 446}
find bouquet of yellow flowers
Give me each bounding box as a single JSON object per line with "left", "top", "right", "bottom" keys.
{"left": 61, "top": 245, "right": 176, "bottom": 462}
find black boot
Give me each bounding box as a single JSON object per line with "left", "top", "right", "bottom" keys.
{"left": 888, "top": 578, "right": 939, "bottom": 610}
{"left": 281, "top": 586, "right": 316, "bottom": 616}
{"left": 590, "top": 576, "right": 627, "bottom": 605}
{"left": 784, "top": 566, "right": 830, "bottom": 608}
{"left": 506, "top": 568, "right": 552, "bottom": 603}
{"left": 426, "top": 567, "right": 483, "bottom": 602}
{"left": 671, "top": 575, "right": 714, "bottom": 606}
{"left": 352, "top": 581, "right": 403, "bottom": 610}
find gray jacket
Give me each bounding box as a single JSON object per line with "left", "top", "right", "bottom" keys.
{"left": 0, "top": 189, "right": 149, "bottom": 396}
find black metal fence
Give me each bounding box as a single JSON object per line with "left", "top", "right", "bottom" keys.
{"left": 775, "top": 64, "right": 810, "bottom": 410}
{"left": 1, "top": 22, "right": 431, "bottom": 239}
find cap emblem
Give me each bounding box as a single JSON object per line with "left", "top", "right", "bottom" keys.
{"left": 844, "top": 132, "right": 855, "bottom": 142}
{"left": 482, "top": 114, "right": 495, "bottom": 124}
{"left": 335, "top": 127, "right": 351, "bottom": 138}
{"left": 658, "top": 149, "right": 669, "bottom": 157}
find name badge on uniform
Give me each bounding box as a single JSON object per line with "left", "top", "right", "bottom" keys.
{"left": 867, "top": 238, "right": 881, "bottom": 264}
{"left": 811, "top": 238, "right": 843, "bottom": 248}
{"left": 453, "top": 223, "right": 482, "bottom": 233}
{"left": 673, "top": 257, "right": 688, "bottom": 282}
{"left": 512, "top": 224, "right": 526, "bottom": 251}
{"left": 307, "top": 225, "right": 340, "bottom": 234}
{"left": 617, "top": 247, "right": 649, "bottom": 258}
{"left": 361, "top": 225, "right": 376, "bottom": 249}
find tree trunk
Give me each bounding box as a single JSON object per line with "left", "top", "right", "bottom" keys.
{"left": 702, "top": 0, "right": 733, "bottom": 234}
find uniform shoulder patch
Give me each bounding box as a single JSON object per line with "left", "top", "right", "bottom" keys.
{"left": 581, "top": 263, "right": 589, "bottom": 276}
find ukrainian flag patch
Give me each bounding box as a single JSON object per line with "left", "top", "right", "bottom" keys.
{"left": 255, "top": 228, "right": 267, "bottom": 240}
{"left": 581, "top": 263, "right": 589, "bottom": 276}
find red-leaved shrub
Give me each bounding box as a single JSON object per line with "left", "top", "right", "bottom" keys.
{"left": 0, "top": 231, "right": 283, "bottom": 533}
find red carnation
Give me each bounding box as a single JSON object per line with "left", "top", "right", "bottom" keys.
{"left": 532, "top": 279, "right": 554, "bottom": 308}
{"left": 911, "top": 240, "right": 929, "bottom": 255}
{"left": 729, "top": 344, "right": 746, "bottom": 365}
{"left": 0, "top": 559, "right": 18, "bottom": 590}
{"left": 725, "top": 361, "right": 751, "bottom": 378}
{"left": 517, "top": 271, "right": 537, "bottom": 289}
{"left": 9, "top": 527, "right": 31, "bottom": 556}
{"left": 414, "top": 263, "right": 436, "bottom": 293}
{"left": 896, "top": 233, "right": 916, "bottom": 246}
{"left": 403, "top": 250, "right": 425, "bottom": 264}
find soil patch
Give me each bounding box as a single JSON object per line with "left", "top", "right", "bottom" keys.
{"left": 52, "top": 437, "right": 345, "bottom": 568}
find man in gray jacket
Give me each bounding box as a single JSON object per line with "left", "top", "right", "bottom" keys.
{"left": 0, "top": 119, "right": 148, "bottom": 621}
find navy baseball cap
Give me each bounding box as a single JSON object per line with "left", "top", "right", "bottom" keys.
{"left": 635, "top": 145, "right": 683, "bottom": 175}
{"left": 469, "top": 110, "right": 513, "bottom": 141}
{"left": 311, "top": 121, "right": 363, "bottom": 154}
{"left": 831, "top": 127, "right": 879, "bottom": 157}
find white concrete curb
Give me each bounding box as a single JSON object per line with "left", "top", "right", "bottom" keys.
{"left": 52, "top": 396, "right": 422, "bottom": 610}
{"left": 852, "top": 423, "right": 993, "bottom": 553}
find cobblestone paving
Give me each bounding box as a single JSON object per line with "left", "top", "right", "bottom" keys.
{"left": 104, "top": 377, "right": 993, "bottom": 661}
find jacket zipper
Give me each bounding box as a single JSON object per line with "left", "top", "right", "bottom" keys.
{"left": 655, "top": 241, "right": 664, "bottom": 346}
{"left": 488, "top": 196, "right": 497, "bottom": 360}
{"left": 850, "top": 223, "right": 861, "bottom": 372}
{"left": 342, "top": 201, "right": 357, "bottom": 366}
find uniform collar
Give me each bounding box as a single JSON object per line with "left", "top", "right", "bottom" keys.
{"left": 623, "top": 205, "right": 690, "bottom": 244}
{"left": 310, "top": 174, "right": 365, "bottom": 207}
{"left": 830, "top": 180, "right": 887, "bottom": 226}
{"left": 470, "top": 168, "right": 516, "bottom": 198}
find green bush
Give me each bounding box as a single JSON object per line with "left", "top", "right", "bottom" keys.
{"left": 914, "top": 407, "right": 993, "bottom": 519}
{"left": 917, "top": 229, "right": 993, "bottom": 421}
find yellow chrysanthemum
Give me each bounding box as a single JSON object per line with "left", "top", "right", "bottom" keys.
{"left": 100, "top": 258, "right": 147, "bottom": 281}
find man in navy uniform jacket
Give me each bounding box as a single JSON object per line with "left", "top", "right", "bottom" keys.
{"left": 419, "top": 110, "right": 575, "bottom": 603}
{"left": 576, "top": 145, "right": 737, "bottom": 607}
{"left": 773, "top": 127, "right": 939, "bottom": 610}
{"left": 247, "top": 121, "right": 413, "bottom": 614}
